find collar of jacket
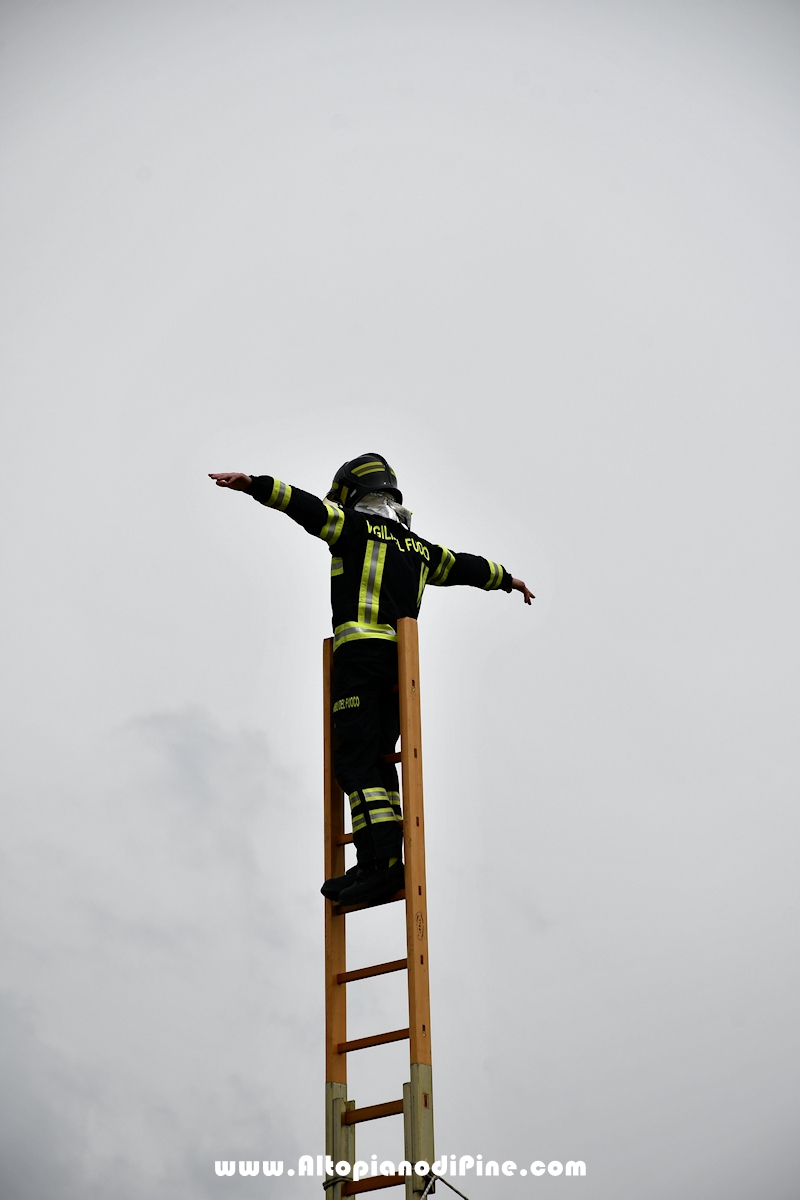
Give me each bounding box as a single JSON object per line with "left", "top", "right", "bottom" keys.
{"left": 352, "top": 492, "right": 412, "bottom": 529}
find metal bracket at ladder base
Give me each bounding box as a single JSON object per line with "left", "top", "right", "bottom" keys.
{"left": 325, "top": 1083, "right": 355, "bottom": 1200}
{"left": 403, "top": 1064, "right": 434, "bottom": 1198}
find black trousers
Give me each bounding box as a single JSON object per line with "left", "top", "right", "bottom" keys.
{"left": 331, "top": 641, "right": 403, "bottom": 865}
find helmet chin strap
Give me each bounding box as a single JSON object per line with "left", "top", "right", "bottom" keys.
{"left": 352, "top": 491, "right": 412, "bottom": 529}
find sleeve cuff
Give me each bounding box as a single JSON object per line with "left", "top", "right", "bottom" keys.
{"left": 247, "top": 475, "right": 274, "bottom": 502}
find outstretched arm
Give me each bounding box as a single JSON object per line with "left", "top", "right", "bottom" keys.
{"left": 511, "top": 577, "right": 535, "bottom": 605}
{"left": 209, "top": 470, "right": 356, "bottom": 552}
{"left": 428, "top": 544, "right": 533, "bottom": 605}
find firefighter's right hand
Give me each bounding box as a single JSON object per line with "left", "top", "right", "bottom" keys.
{"left": 511, "top": 577, "right": 535, "bottom": 605}
{"left": 209, "top": 472, "right": 253, "bottom": 490}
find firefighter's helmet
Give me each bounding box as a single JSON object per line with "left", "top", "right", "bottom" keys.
{"left": 326, "top": 453, "right": 402, "bottom": 508}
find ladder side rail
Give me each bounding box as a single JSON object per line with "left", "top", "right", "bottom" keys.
{"left": 397, "top": 619, "right": 435, "bottom": 1190}
{"left": 324, "top": 637, "right": 351, "bottom": 1196}
{"left": 324, "top": 636, "right": 348, "bottom": 1084}
{"left": 397, "top": 618, "right": 432, "bottom": 1063}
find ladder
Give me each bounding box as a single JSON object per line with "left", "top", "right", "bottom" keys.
{"left": 323, "top": 617, "right": 434, "bottom": 1200}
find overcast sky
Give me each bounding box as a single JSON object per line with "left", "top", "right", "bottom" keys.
{"left": 1, "top": 1, "right": 799, "bottom": 1197}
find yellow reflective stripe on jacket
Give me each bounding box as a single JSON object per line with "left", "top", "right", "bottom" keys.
{"left": 330, "top": 556, "right": 343, "bottom": 577}
{"left": 429, "top": 545, "right": 456, "bottom": 586}
{"left": 266, "top": 479, "right": 292, "bottom": 511}
{"left": 333, "top": 622, "right": 398, "bottom": 651}
{"left": 319, "top": 502, "right": 345, "bottom": 546}
{"left": 484, "top": 560, "right": 504, "bottom": 590}
{"left": 358, "top": 540, "right": 387, "bottom": 625}
{"left": 417, "top": 563, "right": 429, "bottom": 606}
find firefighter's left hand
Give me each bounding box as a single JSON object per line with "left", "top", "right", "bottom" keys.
{"left": 209, "top": 472, "right": 252, "bottom": 490}
{"left": 511, "top": 578, "right": 535, "bottom": 605}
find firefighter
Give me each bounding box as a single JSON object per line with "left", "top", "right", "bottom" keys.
{"left": 210, "top": 454, "right": 534, "bottom": 906}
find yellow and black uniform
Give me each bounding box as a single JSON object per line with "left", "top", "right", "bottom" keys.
{"left": 247, "top": 474, "right": 512, "bottom": 863}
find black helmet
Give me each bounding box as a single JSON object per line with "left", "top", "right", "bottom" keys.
{"left": 325, "top": 453, "right": 402, "bottom": 507}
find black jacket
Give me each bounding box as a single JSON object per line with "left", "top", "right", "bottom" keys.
{"left": 248, "top": 475, "right": 512, "bottom": 651}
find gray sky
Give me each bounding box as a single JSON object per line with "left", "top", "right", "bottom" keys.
{"left": 1, "top": 1, "right": 799, "bottom": 1197}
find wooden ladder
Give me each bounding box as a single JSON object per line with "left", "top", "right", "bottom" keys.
{"left": 324, "top": 617, "right": 434, "bottom": 1199}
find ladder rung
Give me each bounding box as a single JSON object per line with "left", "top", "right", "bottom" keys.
{"left": 337, "top": 1027, "right": 409, "bottom": 1054}
{"left": 343, "top": 1099, "right": 404, "bottom": 1124}
{"left": 334, "top": 889, "right": 405, "bottom": 916}
{"left": 342, "top": 1175, "right": 407, "bottom": 1194}
{"left": 337, "top": 958, "right": 408, "bottom": 984}
{"left": 379, "top": 752, "right": 402, "bottom": 763}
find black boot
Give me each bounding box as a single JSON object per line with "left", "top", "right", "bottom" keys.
{"left": 320, "top": 864, "right": 361, "bottom": 901}
{"left": 337, "top": 859, "right": 404, "bottom": 907}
